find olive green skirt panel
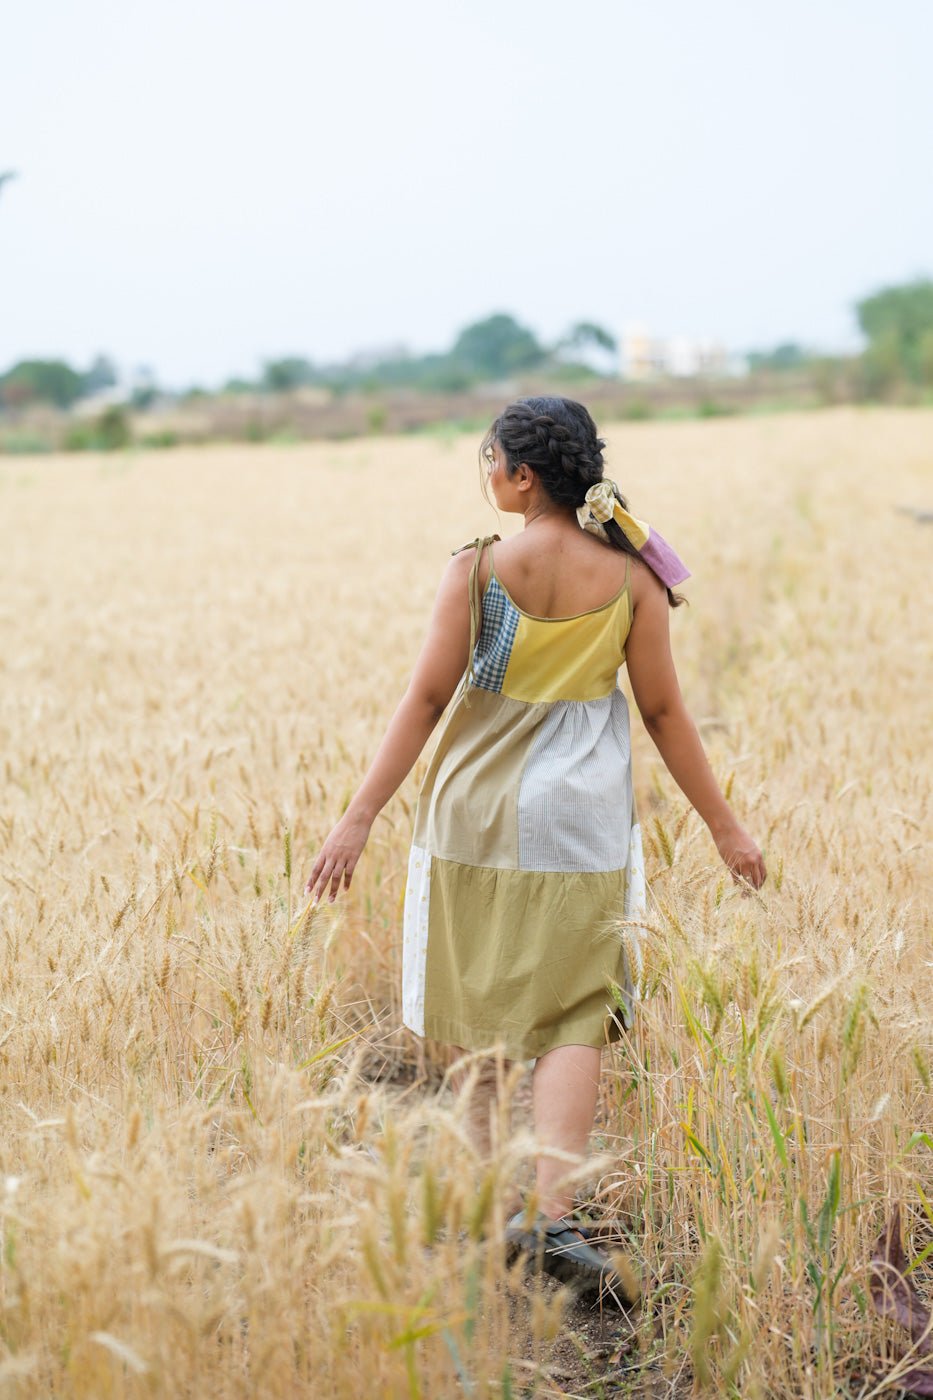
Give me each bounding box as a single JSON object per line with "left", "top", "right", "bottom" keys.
{"left": 420, "top": 856, "right": 634, "bottom": 1060}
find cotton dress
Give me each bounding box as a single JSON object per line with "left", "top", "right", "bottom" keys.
{"left": 401, "top": 534, "right": 648, "bottom": 1062}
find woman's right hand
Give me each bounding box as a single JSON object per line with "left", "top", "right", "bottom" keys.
{"left": 710, "top": 819, "right": 767, "bottom": 891}
{"left": 304, "top": 808, "right": 373, "bottom": 905}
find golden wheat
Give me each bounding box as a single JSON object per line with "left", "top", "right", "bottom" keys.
{"left": 0, "top": 408, "right": 930, "bottom": 1396}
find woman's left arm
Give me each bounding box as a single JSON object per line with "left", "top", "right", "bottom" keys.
{"left": 304, "top": 550, "right": 475, "bottom": 905}
{"left": 625, "top": 567, "right": 767, "bottom": 890}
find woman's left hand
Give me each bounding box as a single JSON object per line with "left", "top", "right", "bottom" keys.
{"left": 304, "top": 809, "right": 373, "bottom": 905}
{"left": 711, "top": 819, "right": 767, "bottom": 892}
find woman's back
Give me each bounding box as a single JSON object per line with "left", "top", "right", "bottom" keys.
{"left": 405, "top": 521, "right": 643, "bottom": 1058}
{"left": 467, "top": 532, "right": 633, "bottom": 706}
{"left": 475, "top": 524, "right": 635, "bottom": 621}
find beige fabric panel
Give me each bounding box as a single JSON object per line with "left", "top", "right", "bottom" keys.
{"left": 413, "top": 688, "right": 549, "bottom": 868}
{"left": 421, "top": 856, "right": 634, "bottom": 1061}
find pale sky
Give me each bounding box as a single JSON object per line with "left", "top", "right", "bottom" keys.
{"left": 2, "top": 0, "right": 931, "bottom": 388}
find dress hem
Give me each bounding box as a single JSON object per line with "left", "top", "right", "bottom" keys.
{"left": 402, "top": 1006, "right": 633, "bottom": 1062}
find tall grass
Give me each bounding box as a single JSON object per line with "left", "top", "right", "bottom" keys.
{"left": 0, "top": 409, "right": 930, "bottom": 1395}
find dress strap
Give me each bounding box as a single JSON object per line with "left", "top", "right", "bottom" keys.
{"left": 452, "top": 534, "right": 500, "bottom": 703}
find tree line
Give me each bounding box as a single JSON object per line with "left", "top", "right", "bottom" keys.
{"left": 0, "top": 315, "right": 616, "bottom": 410}
{"left": 2, "top": 280, "right": 933, "bottom": 411}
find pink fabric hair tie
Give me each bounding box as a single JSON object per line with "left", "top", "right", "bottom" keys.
{"left": 577, "top": 479, "right": 690, "bottom": 589}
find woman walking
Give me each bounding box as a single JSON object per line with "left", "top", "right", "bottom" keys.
{"left": 306, "top": 397, "right": 765, "bottom": 1300}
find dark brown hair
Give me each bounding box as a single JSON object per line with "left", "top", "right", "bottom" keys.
{"left": 479, "top": 395, "right": 685, "bottom": 607}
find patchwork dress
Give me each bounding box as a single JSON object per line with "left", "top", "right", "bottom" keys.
{"left": 401, "top": 535, "right": 648, "bottom": 1061}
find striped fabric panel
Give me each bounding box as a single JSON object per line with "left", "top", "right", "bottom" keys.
{"left": 472, "top": 575, "right": 520, "bottom": 694}
{"left": 516, "top": 690, "right": 634, "bottom": 872}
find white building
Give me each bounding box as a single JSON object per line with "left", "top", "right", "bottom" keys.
{"left": 620, "top": 323, "right": 737, "bottom": 380}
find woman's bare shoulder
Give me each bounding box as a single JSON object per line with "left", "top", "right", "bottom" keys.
{"left": 447, "top": 533, "right": 501, "bottom": 577}
{"left": 495, "top": 527, "right": 632, "bottom": 578}
{"left": 628, "top": 554, "right": 669, "bottom": 610}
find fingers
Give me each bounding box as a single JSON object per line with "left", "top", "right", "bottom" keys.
{"left": 307, "top": 855, "right": 334, "bottom": 904}
{"left": 748, "top": 849, "right": 767, "bottom": 889}
{"left": 304, "top": 849, "right": 357, "bottom": 904}
{"left": 730, "top": 851, "right": 767, "bottom": 893}
{"left": 303, "top": 814, "right": 370, "bottom": 904}
{"left": 304, "top": 853, "right": 326, "bottom": 895}
{"left": 328, "top": 861, "right": 343, "bottom": 903}
{"left": 305, "top": 845, "right": 339, "bottom": 894}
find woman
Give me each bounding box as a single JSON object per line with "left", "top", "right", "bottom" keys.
{"left": 306, "top": 396, "right": 765, "bottom": 1298}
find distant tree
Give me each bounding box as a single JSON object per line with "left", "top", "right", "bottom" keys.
{"left": 64, "top": 405, "right": 132, "bottom": 452}
{"left": 418, "top": 361, "right": 473, "bottom": 393}
{"left": 746, "top": 343, "right": 808, "bottom": 372}
{"left": 856, "top": 278, "right": 933, "bottom": 383}
{"left": 856, "top": 328, "right": 903, "bottom": 399}
{"left": 95, "top": 406, "right": 132, "bottom": 450}
{"left": 0, "top": 171, "right": 17, "bottom": 203}
{"left": 557, "top": 321, "right": 617, "bottom": 355}
{"left": 131, "top": 385, "right": 158, "bottom": 410}
{"left": 0, "top": 359, "right": 83, "bottom": 408}
{"left": 80, "top": 354, "right": 118, "bottom": 397}
{"left": 451, "top": 313, "right": 546, "bottom": 381}
{"left": 129, "top": 364, "right": 159, "bottom": 409}
{"left": 262, "top": 357, "right": 317, "bottom": 392}
{"left": 920, "top": 329, "right": 933, "bottom": 388}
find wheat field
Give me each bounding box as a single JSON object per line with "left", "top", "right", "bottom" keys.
{"left": 0, "top": 407, "right": 930, "bottom": 1398}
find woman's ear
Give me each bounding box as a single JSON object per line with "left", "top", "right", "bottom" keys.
{"left": 515, "top": 462, "right": 535, "bottom": 493}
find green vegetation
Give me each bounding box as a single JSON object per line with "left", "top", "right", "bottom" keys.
{"left": 449, "top": 311, "right": 546, "bottom": 379}
{"left": 64, "top": 406, "right": 132, "bottom": 452}
{"left": 746, "top": 342, "right": 809, "bottom": 372}
{"left": 1, "top": 359, "right": 85, "bottom": 409}
{"left": 0, "top": 354, "right": 118, "bottom": 409}
{"left": 856, "top": 277, "right": 933, "bottom": 394}
{"left": 254, "top": 312, "right": 612, "bottom": 398}
{"left": 2, "top": 279, "right": 933, "bottom": 453}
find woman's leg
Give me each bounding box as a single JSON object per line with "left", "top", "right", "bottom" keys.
{"left": 532, "top": 1044, "right": 602, "bottom": 1219}
{"left": 448, "top": 1045, "right": 513, "bottom": 1161}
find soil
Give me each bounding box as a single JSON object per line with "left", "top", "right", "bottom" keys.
{"left": 494, "top": 1232, "right": 688, "bottom": 1399}
{"left": 366, "top": 1053, "right": 692, "bottom": 1394}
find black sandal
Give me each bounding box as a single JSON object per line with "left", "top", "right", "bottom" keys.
{"left": 504, "top": 1209, "right": 636, "bottom": 1308}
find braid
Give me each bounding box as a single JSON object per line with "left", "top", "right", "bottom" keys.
{"left": 485, "top": 398, "right": 605, "bottom": 507}
{"left": 478, "top": 394, "right": 685, "bottom": 608}
{"left": 535, "top": 417, "right": 588, "bottom": 482}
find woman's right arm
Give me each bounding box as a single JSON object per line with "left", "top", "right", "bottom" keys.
{"left": 625, "top": 565, "right": 766, "bottom": 890}
{"left": 304, "top": 548, "right": 476, "bottom": 905}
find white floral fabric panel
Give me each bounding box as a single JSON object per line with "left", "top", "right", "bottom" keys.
{"left": 623, "top": 819, "right": 648, "bottom": 993}
{"left": 401, "top": 843, "right": 431, "bottom": 1036}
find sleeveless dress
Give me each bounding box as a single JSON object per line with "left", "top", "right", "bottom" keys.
{"left": 401, "top": 534, "right": 648, "bottom": 1062}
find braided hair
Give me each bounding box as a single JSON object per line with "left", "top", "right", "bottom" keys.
{"left": 479, "top": 395, "right": 684, "bottom": 607}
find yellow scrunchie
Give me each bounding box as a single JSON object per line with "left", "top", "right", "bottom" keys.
{"left": 576, "top": 479, "right": 650, "bottom": 551}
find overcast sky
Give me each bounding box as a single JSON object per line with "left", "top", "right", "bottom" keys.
{"left": 2, "top": 0, "right": 931, "bottom": 387}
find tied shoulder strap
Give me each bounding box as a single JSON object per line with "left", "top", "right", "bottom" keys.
{"left": 451, "top": 534, "right": 500, "bottom": 705}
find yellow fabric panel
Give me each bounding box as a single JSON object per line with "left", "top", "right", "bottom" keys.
{"left": 501, "top": 591, "right": 633, "bottom": 703}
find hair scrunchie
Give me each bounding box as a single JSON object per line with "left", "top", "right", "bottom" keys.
{"left": 577, "top": 479, "right": 691, "bottom": 588}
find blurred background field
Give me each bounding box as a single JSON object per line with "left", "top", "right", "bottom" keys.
{"left": 1, "top": 407, "right": 930, "bottom": 1396}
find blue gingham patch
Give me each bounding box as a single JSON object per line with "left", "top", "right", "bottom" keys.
{"left": 472, "top": 576, "right": 520, "bottom": 693}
